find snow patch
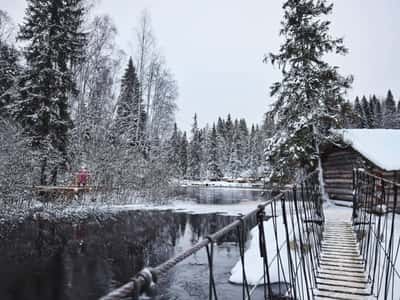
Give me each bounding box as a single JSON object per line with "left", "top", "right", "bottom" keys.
{"left": 229, "top": 215, "right": 294, "bottom": 285}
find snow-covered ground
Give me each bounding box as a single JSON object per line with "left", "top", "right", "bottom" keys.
{"left": 229, "top": 215, "right": 291, "bottom": 285}
{"left": 92, "top": 199, "right": 265, "bottom": 216}
{"left": 179, "top": 179, "right": 264, "bottom": 189}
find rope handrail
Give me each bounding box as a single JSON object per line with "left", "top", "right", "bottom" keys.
{"left": 355, "top": 167, "right": 400, "bottom": 188}
{"left": 353, "top": 168, "right": 400, "bottom": 298}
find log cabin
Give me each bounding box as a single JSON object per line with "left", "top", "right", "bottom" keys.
{"left": 321, "top": 129, "right": 400, "bottom": 202}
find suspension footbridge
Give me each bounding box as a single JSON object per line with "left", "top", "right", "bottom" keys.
{"left": 100, "top": 169, "right": 400, "bottom": 300}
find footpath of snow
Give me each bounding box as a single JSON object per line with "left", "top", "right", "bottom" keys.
{"left": 333, "top": 129, "right": 400, "bottom": 171}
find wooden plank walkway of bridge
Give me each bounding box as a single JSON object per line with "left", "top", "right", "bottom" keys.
{"left": 314, "top": 208, "right": 371, "bottom": 300}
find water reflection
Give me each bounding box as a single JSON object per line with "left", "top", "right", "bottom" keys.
{"left": 177, "top": 186, "right": 266, "bottom": 204}
{"left": 0, "top": 210, "right": 257, "bottom": 300}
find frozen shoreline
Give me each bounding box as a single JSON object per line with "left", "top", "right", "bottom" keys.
{"left": 0, "top": 198, "right": 267, "bottom": 224}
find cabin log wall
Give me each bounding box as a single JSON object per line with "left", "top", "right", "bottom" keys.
{"left": 321, "top": 146, "right": 399, "bottom": 202}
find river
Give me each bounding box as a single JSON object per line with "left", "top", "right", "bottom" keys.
{"left": 0, "top": 187, "right": 284, "bottom": 300}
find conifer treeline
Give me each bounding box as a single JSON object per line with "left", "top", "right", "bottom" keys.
{"left": 345, "top": 90, "right": 400, "bottom": 129}
{"left": 167, "top": 114, "right": 269, "bottom": 180}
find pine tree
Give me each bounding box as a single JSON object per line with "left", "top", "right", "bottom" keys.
{"left": 266, "top": 0, "right": 352, "bottom": 183}
{"left": 229, "top": 128, "right": 242, "bottom": 178}
{"left": 238, "top": 118, "right": 249, "bottom": 171}
{"left": 12, "top": 0, "right": 86, "bottom": 184}
{"left": 0, "top": 42, "right": 19, "bottom": 116}
{"left": 207, "top": 124, "right": 222, "bottom": 179}
{"left": 353, "top": 97, "right": 364, "bottom": 128}
{"left": 397, "top": 101, "right": 400, "bottom": 129}
{"left": 361, "top": 96, "right": 372, "bottom": 128}
{"left": 338, "top": 100, "right": 354, "bottom": 128}
{"left": 383, "top": 90, "right": 397, "bottom": 128}
{"left": 188, "top": 114, "right": 202, "bottom": 180}
{"left": 179, "top": 132, "right": 188, "bottom": 177}
{"left": 223, "top": 114, "right": 234, "bottom": 175}
{"left": 371, "top": 95, "right": 382, "bottom": 128}
{"left": 166, "top": 123, "right": 180, "bottom": 176}
{"left": 216, "top": 117, "right": 225, "bottom": 138}
{"left": 114, "top": 57, "right": 146, "bottom": 146}
{"left": 248, "top": 125, "right": 259, "bottom": 177}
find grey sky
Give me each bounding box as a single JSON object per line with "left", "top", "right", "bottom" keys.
{"left": 3, "top": 0, "right": 400, "bottom": 131}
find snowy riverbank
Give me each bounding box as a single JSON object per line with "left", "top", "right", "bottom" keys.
{"left": 179, "top": 179, "right": 265, "bottom": 189}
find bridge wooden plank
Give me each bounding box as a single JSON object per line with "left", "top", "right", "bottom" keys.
{"left": 315, "top": 210, "right": 370, "bottom": 300}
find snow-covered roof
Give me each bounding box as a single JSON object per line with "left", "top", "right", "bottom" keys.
{"left": 333, "top": 129, "right": 400, "bottom": 171}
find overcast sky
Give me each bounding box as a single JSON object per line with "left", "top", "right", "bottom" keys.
{"left": 3, "top": 0, "right": 400, "bottom": 131}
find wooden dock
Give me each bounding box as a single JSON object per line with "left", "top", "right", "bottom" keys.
{"left": 314, "top": 209, "right": 370, "bottom": 300}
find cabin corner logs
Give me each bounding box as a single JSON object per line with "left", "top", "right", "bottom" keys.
{"left": 321, "top": 145, "right": 399, "bottom": 203}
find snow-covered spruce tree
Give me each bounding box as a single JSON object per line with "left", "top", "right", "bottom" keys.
{"left": 178, "top": 132, "right": 188, "bottom": 178}
{"left": 114, "top": 57, "right": 146, "bottom": 146}
{"left": 13, "top": 0, "right": 86, "bottom": 185}
{"left": 266, "top": 0, "right": 352, "bottom": 184}
{"left": 207, "top": 124, "right": 222, "bottom": 179}
{"left": 371, "top": 95, "right": 382, "bottom": 128}
{"left": 223, "top": 114, "right": 234, "bottom": 176}
{"left": 188, "top": 114, "right": 202, "bottom": 180}
{"left": 229, "top": 127, "right": 243, "bottom": 178}
{"left": 353, "top": 96, "right": 365, "bottom": 128}
{"left": 248, "top": 125, "right": 259, "bottom": 177}
{"left": 166, "top": 123, "right": 181, "bottom": 177}
{"left": 0, "top": 43, "right": 20, "bottom": 115}
{"left": 397, "top": 101, "right": 400, "bottom": 128}
{"left": 361, "top": 96, "right": 373, "bottom": 128}
{"left": 0, "top": 10, "right": 20, "bottom": 116}
{"left": 383, "top": 90, "right": 397, "bottom": 128}
{"left": 238, "top": 118, "right": 250, "bottom": 172}
{"left": 338, "top": 100, "right": 355, "bottom": 129}
{"left": 0, "top": 118, "right": 33, "bottom": 207}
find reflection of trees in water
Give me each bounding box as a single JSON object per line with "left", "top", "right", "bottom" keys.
{"left": 0, "top": 210, "right": 245, "bottom": 300}
{"left": 179, "top": 187, "right": 263, "bottom": 204}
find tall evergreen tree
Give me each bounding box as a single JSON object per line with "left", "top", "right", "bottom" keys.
{"left": 248, "top": 125, "right": 259, "bottom": 177}
{"left": 166, "top": 123, "right": 180, "bottom": 176}
{"left": 371, "top": 95, "right": 382, "bottom": 128}
{"left": 179, "top": 132, "right": 188, "bottom": 177}
{"left": 0, "top": 41, "right": 19, "bottom": 116}
{"left": 13, "top": 0, "right": 86, "bottom": 184}
{"left": 188, "top": 114, "right": 202, "bottom": 179}
{"left": 361, "top": 96, "right": 372, "bottom": 128}
{"left": 114, "top": 57, "right": 146, "bottom": 146}
{"left": 265, "top": 0, "right": 352, "bottom": 183}
{"left": 229, "top": 129, "right": 242, "bottom": 178}
{"left": 223, "top": 114, "right": 234, "bottom": 174}
{"left": 207, "top": 124, "right": 222, "bottom": 179}
{"left": 353, "top": 96, "right": 364, "bottom": 128}
{"left": 383, "top": 90, "right": 396, "bottom": 128}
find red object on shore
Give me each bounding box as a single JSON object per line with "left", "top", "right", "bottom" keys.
{"left": 77, "top": 168, "right": 90, "bottom": 186}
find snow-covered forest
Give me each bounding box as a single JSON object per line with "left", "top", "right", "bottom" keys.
{"left": 0, "top": 2, "right": 181, "bottom": 207}
{"left": 0, "top": 0, "right": 270, "bottom": 210}
{"left": 1, "top": 0, "right": 400, "bottom": 209}
{"left": 168, "top": 114, "right": 269, "bottom": 180}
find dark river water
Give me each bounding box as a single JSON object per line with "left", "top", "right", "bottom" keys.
{"left": 0, "top": 188, "right": 280, "bottom": 300}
